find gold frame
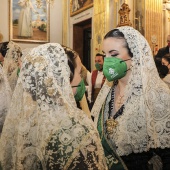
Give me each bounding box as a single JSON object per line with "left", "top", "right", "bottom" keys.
{"left": 9, "top": 0, "right": 50, "bottom": 43}
{"left": 70, "top": 0, "right": 93, "bottom": 17}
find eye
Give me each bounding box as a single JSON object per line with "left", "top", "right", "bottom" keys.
{"left": 111, "top": 54, "right": 118, "bottom": 57}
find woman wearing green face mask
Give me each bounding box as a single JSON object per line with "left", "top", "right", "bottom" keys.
{"left": 63, "top": 46, "right": 91, "bottom": 118}
{"left": 91, "top": 26, "right": 170, "bottom": 170}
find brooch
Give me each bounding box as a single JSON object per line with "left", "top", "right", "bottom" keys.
{"left": 105, "top": 118, "right": 118, "bottom": 138}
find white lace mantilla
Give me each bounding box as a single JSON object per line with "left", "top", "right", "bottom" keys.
{"left": 0, "top": 65, "right": 12, "bottom": 136}
{"left": 0, "top": 43, "right": 107, "bottom": 170}
{"left": 92, "top": 26, "right": 170, "bottom": 156}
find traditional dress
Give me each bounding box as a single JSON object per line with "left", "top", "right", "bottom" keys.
{"left": 92, "top": 26, "right": 170, "bottom": 169}
{"left": 0, "top": 43, "right": 107, "bottom": 170}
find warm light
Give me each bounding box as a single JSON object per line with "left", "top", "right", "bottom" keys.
{"left": 36, "top": 0, "right": 55, "bottom": 8}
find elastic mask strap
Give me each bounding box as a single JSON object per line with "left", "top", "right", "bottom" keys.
{"left": 71, "top": 84, "right": 81, "bottom": 88}
{"left": 125, "top": 65, "right": 133, "bottom": 73}
{"left": 120, "top": 59, "right": 131, "bottom": 63}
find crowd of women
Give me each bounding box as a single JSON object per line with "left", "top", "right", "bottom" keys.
{"left": 0, "top": 26, "right": 170, "bottom": 170}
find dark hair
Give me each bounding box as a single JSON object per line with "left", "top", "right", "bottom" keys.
{"left": 96, "top": 53, "right": 105, "bottom": 60}
{"left": 62, "top": 46, "right": 78, "bottom": 82}
{"left": 155, "top": 57, "right": 169, "bottom": 78}
{"left": 157, "top": 65, "right": 169, "bottom": 78}
{"left": 104, "top": 29, "right": 133, "bottom": 58}
{"left": 162, "top": 53, "right": 170, "bottom": 64}
{"left": 0, "top": 42, "right": 9, "bottom": 57}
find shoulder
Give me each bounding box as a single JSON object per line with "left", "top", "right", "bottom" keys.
{"left": 158, "top": 46, "right": 168, "bottom": 52}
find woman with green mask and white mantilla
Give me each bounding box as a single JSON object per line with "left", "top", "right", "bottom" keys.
{"left": 91, "top": 26, "right": 170, "bottom": 170}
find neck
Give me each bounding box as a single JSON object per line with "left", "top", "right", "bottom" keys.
{"left": 117, "top": 70, "right": 131, "bottom": 92}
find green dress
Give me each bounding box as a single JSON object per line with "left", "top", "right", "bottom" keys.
{"left": 97, "top": 103, "right": 128, "bottom": 170}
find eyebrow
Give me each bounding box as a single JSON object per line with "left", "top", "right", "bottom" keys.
{"left": 108, "top": 50, "right": 118, "bottom": 53}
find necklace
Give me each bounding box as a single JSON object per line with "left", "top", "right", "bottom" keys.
{"left": 117, "top": 94, "right": 124, "bottom": 109}
{"left": 105, "top": 82, "right": 125, "bottom": 138}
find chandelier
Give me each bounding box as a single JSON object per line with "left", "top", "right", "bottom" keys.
{"left": 35, "top": 0, "right": 55, "bottom": 8}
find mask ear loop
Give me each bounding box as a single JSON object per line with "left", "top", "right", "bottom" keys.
{"left": 119, "top": 59, "right": 132, "bottom": 73}
{"left": 71, "top": 85, "right": 81, "bottom": 88}
{"left": 120, "top": 59, "right": 131, "bottom": 63}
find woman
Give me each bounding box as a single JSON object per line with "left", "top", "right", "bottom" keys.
{"left": 63, "top": 46, "right": 91, "bottom": 118}
{"left": 91, "top": 26, "right": 170, "bottom": 170}
{"left": 18, "top": 0, "right": 36, "bottom": 37}
{"left": 0, "top": 41, "right": 22, "bottom": 93}
{"left": 0, "top": 43, "right": 107, "bottom": 170}
{"left": 162, "top": 53, "right": 170, "bottom": 88}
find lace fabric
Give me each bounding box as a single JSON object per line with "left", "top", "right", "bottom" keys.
{"left": 0, "top": 65, "right": 12, "bottom": 135}
{"left": 0, "top": 43, "right": 107, "bottom": 170}
{"left": 2, "top": 41, "right": 22, "bottom": 93}
{"left": 91, "top": 26, "right": 170, "bottom": 156}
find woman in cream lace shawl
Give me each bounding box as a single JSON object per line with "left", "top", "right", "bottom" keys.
{"left": 91, "top": 26, "right": 170, "bottom": 169}
{"left": 0, "top": 43, "right": 107, "bottom": 170}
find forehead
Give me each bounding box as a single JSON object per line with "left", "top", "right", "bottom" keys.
{"left": 102, "top": 37, "right": 126, "bottom": 51}
{"left": 162, "top": 58, "right": 169, "bottom": 63}
{"left": 95, "top": 56, "right": 103, "bottom": 60}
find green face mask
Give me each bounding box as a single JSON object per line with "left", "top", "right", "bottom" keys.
{"left": 73, "top": 79, "right": 86, "bottom": 102}
{"left": 95, "top": 63, "right": 102, "bottom": 71}
{"left": 103, "top": 57, "right": 128, "bottom": 82}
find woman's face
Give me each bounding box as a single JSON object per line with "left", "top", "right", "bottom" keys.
{"left": 70, "top": 56, "right": 82, "bottom": 95}
{"left": 162, "top": 58, "right": 170, "bottom": 73}
{"left": 102, "top": 37, "right": 132, "bottom": 70}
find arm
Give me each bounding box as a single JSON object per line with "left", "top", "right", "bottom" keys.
{"left": 86, "top": 71, "right": 92, "bottom": 103}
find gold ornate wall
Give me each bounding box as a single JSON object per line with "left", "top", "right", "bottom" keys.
{"left": 92, "top": 0, "right": 111, "bottom": 68}
{"left": 145, "top": 0, "right": 163, "bottom": 54}
{"left": 93, "top": 0, "right": 106, "bottom": 53}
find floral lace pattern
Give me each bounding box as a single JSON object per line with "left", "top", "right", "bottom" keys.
{"left": 2, "top": 41, "right": 22, "bottom": 93}
{"left": 91, "top": 26, "right": 170, "bottom": 156}
{"left": 0, "top": 43, "right": 107, "bottom": 169}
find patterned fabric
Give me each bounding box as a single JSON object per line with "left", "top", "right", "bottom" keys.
{"left": 0, "top": 43, "right": 107, "bottom": 170}
{"left": 91, "top": 26, "right": 170, "bottom": 156}
{"left": 0, "top": 65, "right": 12, "bottom": 135}
{"left": 2, "top": 41, "right": 22, "bottom": 93}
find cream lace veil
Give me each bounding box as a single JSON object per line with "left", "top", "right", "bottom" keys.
{"left": 0, "top": 65, "right": 12, "bottom": 135}
{"left": 91, "top": 26, "right": 170, "bottom": 156}
{"left": 3, "top": 41, "right": 22, "bottom": 93}
{"left": 0, "top": 43, "right": 107, "bottom": 169}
